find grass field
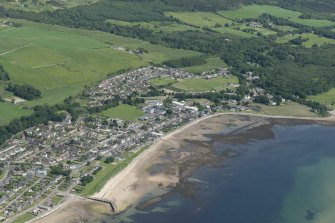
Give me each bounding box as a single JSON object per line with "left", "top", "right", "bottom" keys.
{"left": 219, "top": 5, "right": 334, "bottom": 27}
{"left": 0, "top": 19, "right": 199, "bottom": 108}
{"left": 289, "top": 17, "right": 335, "bottom": 27}
{"left": 165, "top": 12, "right": 255, "bottom": 37}
{"left": 234, "top": 23, "right": 277, "bottom": 36}
{"left": 149, "top": 78, "right": 177, "bottom": 87}
{"left": 273, "top": 25, "right": 297, "bottom": 32}
{"left": 0, "top": 0, "right": 97, "bottom": 12}
{"left": 172, "top": 76, "right": 238, "bottom": 92}
{"left": 80, "top": 145, "right": 149, "bottom": 196}
{"left": 0, "top": 102, "right": 33, "bottom": 126}
{"left": 252, "top": 101, "right": 319, "bottom": 117}
{"left": 15, "top": 20, "right": 200, "bottom": 65}
{"left": 0, "top": 25, "right": 144, "bottom": 106}
{"left": 309, "top": 88, "right": 335, "bottom": 106}
{"left": 100, "top": 104, "right": 144, "bottom": 121}
{"left": 277, "top": 33, "right": 335, "bottom": 47}
{"left": 11, "top": 213, "right": 35, "bottom": 223}
{"left": 219, "top": 5, "right": 302, "bottom": 20}
{"left": 165, "top": 11, "right": 233, "bottom": 27}
{"left": 183, "top": 57, "right": 227, "bottom": 73}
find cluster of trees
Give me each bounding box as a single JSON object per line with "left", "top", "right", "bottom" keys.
{"left": 163, "top": 56, "right": 207, "bottom": 68}
{"left": 174, "top": 90, "right": 242, "bottom": 104}
{"left": 6, "top": 83, "right": 41, "bottom": 100}
{"left": 104, "top": 156, "right": 115, "bottom": 164}
{"left": 50, "top": 163, "right": 71, "bottom": 176}
{"left": 87, "top": 98, "right": 119, "bottom": 114}
{"left": 289, "top": 37, "right": 308, "bottom": 46}
{"left": 141, "top": 86, "right": 165, "bottom": 97}
{"left": 0, "top": 65, "right": 9, "bottom": 81}
{"left": 80, "top": 175, "right": 93, "bottom": 186}
{"left": 254, "top": 95, "right": 270, "bottom": 105}
{"left": 122, "top": 95, "right": 145, "bottom": 106}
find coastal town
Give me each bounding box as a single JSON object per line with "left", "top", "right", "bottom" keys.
{"left": 0, "top": 66, "right": 287, "bottom": 222}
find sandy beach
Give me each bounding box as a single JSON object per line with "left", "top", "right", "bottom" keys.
{"left": 32, "top": 112, "right": 335, "bottom": 223}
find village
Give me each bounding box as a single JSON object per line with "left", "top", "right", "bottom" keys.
{"left": 0, "top": 66, "right": 271, "bottom": 222}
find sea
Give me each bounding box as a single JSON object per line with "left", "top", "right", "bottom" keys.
{"left": 104, "top": 123, "right": 335, "bottom": 223}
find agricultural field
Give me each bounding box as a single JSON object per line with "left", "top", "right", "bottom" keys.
{"left": 289, "top": 17, "right": 335, "bottom": 27}
{"left": 252, "top": 101, "right": 319, "bottom": 117}
{"left": 273, "top": 25, "right": 297, "bottom": 32}
{"left": 0, "top": 102, "right": 32, "bottom": 126}
{"left": 277, "top": 33, "right": 335, "bottom": 47}
{"left": 99, "top": 104, "right": 144, "bottom": 121}
{"left": 219, "top": 5, "right": 302, "bottom": 20}
{"left": 172, "top": 76, "right": 238, "bottom": 92}
{"left": 183, "top": 57, "right": 227, "bottom": 73}
{"left": 309, "top": 88, "right": 335, "bottom": 106}
{"left": 0, "top": 19, "right": 199, "bottom": 106}
{"left": 219, "top": 5, "right": 334, "bottom": 27}
{"left": 165, "top": 12, "right": 233, "bottom": 27}
{"left": 233, "top": 23, "right": 277, "bottom": 36}
{"left": 165, "top": 11, "right": 255, "bottom": 37}
{"left": 0, "top": 0, "right": 97, "bottom": 12}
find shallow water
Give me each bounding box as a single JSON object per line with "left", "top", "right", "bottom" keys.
{"left": 105, "top": 124, "right": 335, "bottom": 223}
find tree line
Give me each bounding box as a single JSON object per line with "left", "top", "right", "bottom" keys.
{"left": 6, "top": 83, "right": 41, "bottom": 100}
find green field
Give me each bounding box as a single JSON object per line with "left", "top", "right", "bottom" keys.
{"left": 172, "top": 76, "right": 238, "bottom": 92}
{"left": 149, "top": 78, "right": 177, "bottom": 87}
{"left": 165, "top": 11, "right": 233, "bottom": 27}
{"left": 277, "top": 33, "right": 335, "bottom": 47}
{"left": 183, "top": 57, "right": 227, "bottom": 73}
{"left": 0, "top": 102, "right": 33, "bottom": 126}
{"left": 252, "top": 101, "right": 319, "bottom": 117}
{"left": 289, "top": 17, "right": 335, "bottom": 27}
{"left": 0, "top": 0, "right": 97, "bottom": 12}
{"left": 273, "top": 25, "right": 297, "bottom": 32}
{"left": 219, "top": 5, "right": 302, "bottom": 20}
{"left": 234, "top": 23, "right": 277, "bottom": 36}
{"left": 309, "top": 88, "right": 335, "bottom": 106}
{"left": 165, "top": 12, "right": 255, "bottom": 37}
{"left": 100, "top": 104, "right": 144, "bottom": 121}
{"left": 11, "top": 213, "right": 35, "bottom": 223}
{"left": 80, "top": 145, "right": 149, "bottom": 196}
{"left": 219, "top": 5, "right": 334, "bottom": 27}
{"left": 0, "top": 25, "right": 144, "bottom": 106}
{"left": 0, "top": 19, "right": 199, "bottom": 107}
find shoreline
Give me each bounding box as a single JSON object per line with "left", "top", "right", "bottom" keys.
{"left": 87, "top": 112, "right": 335, "bottom": 211}
{"left": 31, "top": 112, "right": 335, "bottom": 223}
